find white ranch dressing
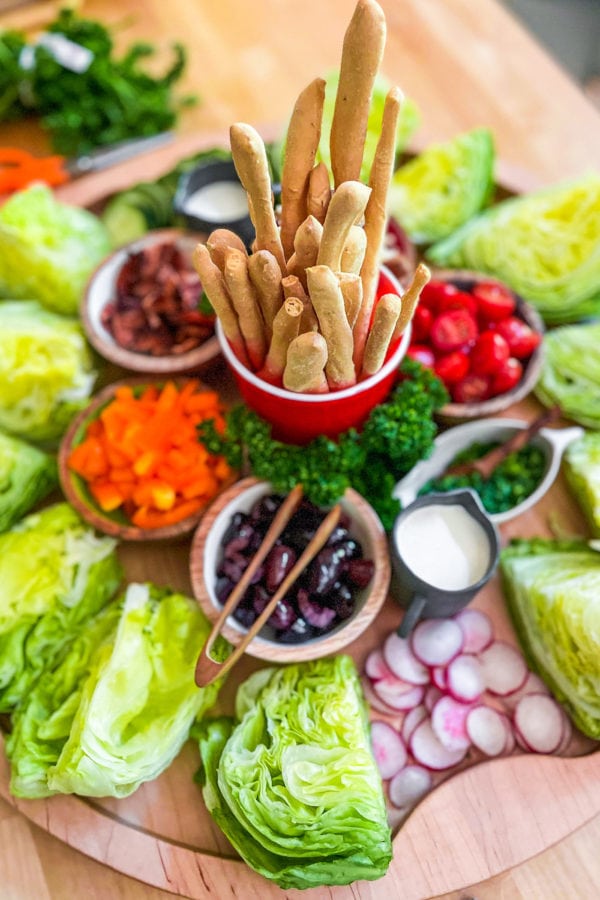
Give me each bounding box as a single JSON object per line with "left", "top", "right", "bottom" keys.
{"left": 183, "top": 181, "right": 249, "bottom": 222}
{"left": 395, "top": 504, "right": 490, "bottom": 591}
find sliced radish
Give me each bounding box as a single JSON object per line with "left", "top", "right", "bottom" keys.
{"left": 514, "top": 694, "right": 565, "bottom": 754}
{"left": 446, "top": 654, "right": 484, "bottom": 703}
{"left": 373, "top": 676, "right": 425, "bottom": 711}
{"left": 370, "top": 721, "right": 407, "bottom": 779}
{"left": 431, "top": 696, "right": 472, "bottom": 752}
{"left": 424, "top": 685, "right": 443, "bottom": 713}
{"left": 384, "top": 632, "right": 430, "bottom": 685}
{"left": 431, "top": 666, "right": 447, "bottom": 691}
{"left": 502, "top": 724, "right": 516, "bottom": 755}
{"left": 478, "top": 641, "right": 528, "bottom": 696}
{"left": 410, "top": 719, "right": 468, "bottom": 770}
{"left": 401, "top": 704, "right": 428, "bottom": 745}
{"left": 365, "top": 649, "right": 393, "bottom": 681}
{"left": 454, "top": 608, "right": 493, "bottom": 654}
{"left": 466, "top": 706, "right": 510, "bottom": 757}
{"left": 361, "top": 678, "right": 399, "bottom": 716}
{"left": 411, "top": 619, "right": 464, "bottom": 667}
{"left": 503, "top": 671, "right": 551, "bottom": 709}
{"left": 554, "top": 713, "right": 573, "bottom": 756}
{"left": 388, "top": 765, "right": 433, "bottom": 810}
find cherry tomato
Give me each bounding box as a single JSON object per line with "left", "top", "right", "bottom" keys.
{"left": 441, "top": 290, "right": 478, "bottom": 318}
{"left": 473, "top": 281, "right": 516, "bottom": 321}
{"left": 420, "top": 280, "right": 459, "bottom": 312}
{"left": 496, "top": 317, "right": 542, "bottom": 358}
{"left": 469, "top": 330, "right": 510, "bottom": 375}
{"left": 452, "top": 374, "right": 491, "bottom": 404}
{"left": 491, "top": 357, "right": 523, "bottom": 395}
{"left": 407, "top": 345, "right": 435, "bottom": 368}
{"left": 412, "top": 305, "right": 433, "bottom": 341}
{"left": 430, "top": 308, "right": 478, "bottom": 352}
{"left": 434, "top": 351, "right": 470, "bottom": 384}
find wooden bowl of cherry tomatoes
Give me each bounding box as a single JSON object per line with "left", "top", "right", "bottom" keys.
{"left": 406, "top": 269, "right": 544, "bottom": 422}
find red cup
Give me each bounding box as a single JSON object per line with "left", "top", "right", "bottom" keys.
{"left": 217, "top": 266, "right": 412, "bottom": 444}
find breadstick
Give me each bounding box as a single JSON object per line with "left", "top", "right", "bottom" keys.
{"left": 279, "top": 77, "right": 325, "bottom": 260}
{"left": 222, "top": 247, "right": 267, "bottom": 371}
{"left": 247, "top": 250, "right": 284, "bottom": 342}
{"left": 192, "top": 243, "right": 250, "bottom": 368}
{"left": 393, "top": 263, "right": 431, "bottom": 340}
{"left": 337, "top": 272, "right": 363, "bottom": 329}
{"left": 286, "top": 215, "right": 323, "bottom": 286}
{"left": 307, "top": 161, "right": 331, "bottom": 223}
{"left": 317, "top": 181, "right": 371, "bottom": 271}
{"left": 307, "top": 265, "right": 356, "bottom": 390}
{"left": 206, "top": 229, "right": 247, "bottom": 272}
{"left": 282, "top": 274, "right": 318, "bottom": 333}
{"left": 230, "top": 123, "right": 286, "bottom": 273}
{"left": 354, "top": 86, "right": 403, "bottom": 370}
{"left": 283, "top": 332, "right": 329, "bottom": 394}
{"left": 361, "top": 293, "right": 401, "bottom": 378}
{"left": 259, "top": 297, "right": 303, "bottom": 384}
{"left": 330, "top": 0, "right": 387, "bottom": 187}
{"left": 341, "top": 225, "right": 367, "bottom": 274}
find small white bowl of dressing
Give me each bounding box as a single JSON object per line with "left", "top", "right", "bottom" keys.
{"left": 174, "top": 160, "right": 255, "bottom": 247}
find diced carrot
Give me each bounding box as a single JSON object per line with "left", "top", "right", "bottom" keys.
{"left": 89, "top": 481, "right": 123, "bottom": 512}
{"left": 131, "top": 498, "right": 204, "bottom": 529}
{"left": 133, "top": 450, "right": 158, "bottom": 477}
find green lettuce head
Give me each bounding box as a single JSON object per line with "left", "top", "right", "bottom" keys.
{"left": 195, "top": 656, "right": 392, "bottom": 889}
{"left": 0, "top": 183, "right": 111, "bottom": 315}
{"left": 0, "top": 430, "right": 57, "bottom": 532}
{"left": 534, "top": 322, "right": 600, "bottom": 429}
{"left": 0, "top": 503, "right": 121, "bottom": 712}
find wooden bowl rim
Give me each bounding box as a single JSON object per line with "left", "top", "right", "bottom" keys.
{"left": 80, "top": 228, "right": 220, "bottom": 375}
{"left": 58, "top": 377, "right": 232, "bottom": 542}
{"left": 430, "top": 268, "right": 545, "bottom": 422}
{"left": 189, "top": 476, "right": 391, "bottom": 662}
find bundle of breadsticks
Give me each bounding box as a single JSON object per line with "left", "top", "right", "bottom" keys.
{"left": 193, "top": 0, "right": 430, "bottom": 394}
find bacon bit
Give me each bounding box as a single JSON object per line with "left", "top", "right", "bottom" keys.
{"left": 102, "top": 241, "right": 215, "bottom": 356}
{"left": 68, "top": 380, "right": 232, "bottom": 529}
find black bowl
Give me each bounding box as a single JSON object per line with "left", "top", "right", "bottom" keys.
{"left": 174, "top": 159, "right": 255, "bottom": 247}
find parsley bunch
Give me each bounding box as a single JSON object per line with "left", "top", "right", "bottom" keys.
{"left": 200, "top": 359, "right": 448, "bottom": 530}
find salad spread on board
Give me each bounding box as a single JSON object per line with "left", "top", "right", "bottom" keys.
{"left": 0, "top": 0, "right": 600, "bottom": 894}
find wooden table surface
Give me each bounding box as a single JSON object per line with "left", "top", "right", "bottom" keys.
{"left": 1, "top": 1, "right": 600, "bottom": 898}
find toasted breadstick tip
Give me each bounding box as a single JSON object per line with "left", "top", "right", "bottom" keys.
{"left": 394, "top": 263, "right": 431, "bottom": 339}
{"left": 247, "top": 250, "right": 284, "bottom": 337}
{"left": 223, "top": 246, "right": 267, "bottom": 370}
{"left": 307, "top": 161, "right": 331, "bottom": 223}
{"left": 362, "top": 292, "right": 401, "bottom": 377}
{"left": 337, "top": 272, "right": 363, "bottom": 329}
{"left": 260, "top": 297, "right": 304, "bottom": 383}
{"left": 317, "top": 180, "right": 371, "bottom": 271}
{"left": 307, "top": 264, "right": 356, "bottom": 389}
{"left": 341, "top": 225, "right": 367, "bottom": 274}
{"left": 192, "top": 243, "right": 249, "bottom": 367}
{"left": 206, "top": 229, "right": 247, "bottom": 271}
{"left": 283, "top": 332, "right": 329, "bottom": 393}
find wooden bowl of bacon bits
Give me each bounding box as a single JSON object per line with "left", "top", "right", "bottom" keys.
{"left": 81, "top": 229, "right": 220, "bottom": 374}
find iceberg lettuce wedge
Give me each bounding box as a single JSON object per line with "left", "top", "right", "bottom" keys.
{"left": 534, "top": 322, "right": 600, "bottom": 429}
{"left": 564, "top": 432, "right": 600, "bottom": 535}
{"left": 0, "top": 430, "right": 57, "bottom": 531}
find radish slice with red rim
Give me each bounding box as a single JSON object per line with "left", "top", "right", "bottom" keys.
{"left": 502, "top": 723, "right": 516, "bottom": 755}
{"left": 410, "top": 719, "right": 468, "bottom": 770}
{"left": 388, "top": 765, "right": 433, "bottom": 810}
{"left": 411, "top": 619, "right": 464, "bottom": 667}
{"left": 431, "top": 696, "right": 472, "bottom": 752}
{"left": 454, "top": 608, "right": 493, "bottom": 654}
{"left": 361, "top": 678, "right": 399, "bottom": 716}
{"left": 370, "top": 720, "right": 407, "bottom": 779}
{"left": 478, "top": 641, "right": 528, "bottom": 696}
{"left": 384, "top": 632, "right": 430, "bottom": 685}
{"left": 365, "top": 649, "right": 393, "bottom": 681}
{"left": 401, "top": 704, "right": 428, "bottom": 745}
{"left": 424, "top": 685, "right": 443, "bottom": 713}
{"left": 465, "top": 706, "right": 510, "bottom": 757}
{"left": 373, "top": 676, "right": 426, "bottom": 711}
{"left": 553, "top": 713, "right": 573, "bottom": 756}
{"left": 431, "top": 666, "right": 447, "bottom": 691}
{"left": 446, "top": 654, "right": 485, "bottom": 703}
{"left": 503, "top": 671, "right": 550, "bottom": 709}
{"left": 513, "top": 693, "right": 565, "bottom": 754}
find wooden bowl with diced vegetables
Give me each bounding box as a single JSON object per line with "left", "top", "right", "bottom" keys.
{"left": 58, "top": 378, "right": 236, "bottom": 541}
{"left": 81, "top": 229, "right": 221, "bottom": 375}
{"left": 407, "top": 269, "right": 545, "bottom": 422}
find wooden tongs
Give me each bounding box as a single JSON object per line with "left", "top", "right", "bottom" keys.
{"left": 195, "top": 484, "right": 342, "bottom": 688}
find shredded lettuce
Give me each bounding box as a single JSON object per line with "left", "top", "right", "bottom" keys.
{"left": 195, "top": 656, "right": 392, "bottom": 889}
{"left": 535, "top": 322, "right": 600, "bottom": 428}
{"left": 564, "top": 432, "right": 600, "bottom": 536}
{"left": 501, "top": 538, "right": 600, "bottom": 739}
{"left": 389, "top": 128, "right": 494, "bottom": 244}
{"left": 427, "top": 174, "right": 600, "bottom": 323}
{"left": 0, "top": 503, "right": 121, "bottom": 712}
{"left": 0, "top": 430, "right": 57, "bottom": 532}
{"left": 0, "top": 300, "right": 95, "bottom": 444}
{"left": 0, "top": 184, "right": 111, "bottom": 315}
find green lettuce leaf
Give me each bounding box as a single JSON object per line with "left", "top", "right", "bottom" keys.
{"left": 564, "top": 432, "right": 600, "bottom": 536}
{"left": 0, "top": 430, "right": 57, "bottom": 531}
{"left": 0, "top": 300, "right": 96, "bottom": 443}
{"left": 427, "top": 174, "right": 600, "bottom": 324}
{"left": 0, "top": 184, "right": 111, "bottom": 315}
{"left": 195, "top": 657, "right": 392, "bottom": 890}
{"left": 534, "top": 322, "right": 600, "bottom": 429}
{"left": 501, "top": 538, "right": 600, "bottom": 739}
{"left": 46, "top": 583, "right": 225, "bottom": 798}
{"left": 389, "top": 128, "right": 494, "bottom": 243}
{"left": 0, "top": 503, "right": 121, "bottom": 712}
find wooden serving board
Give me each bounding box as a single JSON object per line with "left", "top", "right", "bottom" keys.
{"left": 0, "top": 139, "right": 599, "bottom": 899}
